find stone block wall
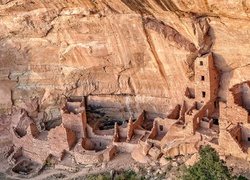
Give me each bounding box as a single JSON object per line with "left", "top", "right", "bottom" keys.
{"left": 126, "top": 118, "right": 133, "bottom": 141}
{"left": 219, "top": 129, "right": 246, "bottom": 159}
{"left": 200, "top": 119, "right": 213, "bottom": 129}
{"left": 12, "top": 124, "right": 76, "bottom": 164}
{"left": 241, "top": 124, "right": 250, "bottom": 143}
{"left": 133, "top": 111, "right": 144, "bottom": 127}
{"left": 194, "top": 53, "right": 219, "bottom": 103}
{"left": 220, "top": 102, "right": 249, "bottom": 124}
{"left": 167, "top": 104, "right": 180, "bottom": 119}
{"left": 65, "top": 127, "right": 77, "bottom": 150}
{"left": 62, "top": 113, "right": 84, "bottom": 139}
{"left": 178, "top": 101, "right": 186, "bottom": 121}
{"left": 186, "top": 100, "right": 216, "bottom": 134}
{"left": 229, "top": 125, "right": 242, "bottom": 142}
{"left": 74, "top": 152, "right": 104, "bottom": 164}
{"left": 148, "top": 121, "right": 157, "bottom": 139}
{"left": 103, "top": 145, "right": 117, "bottom": 162}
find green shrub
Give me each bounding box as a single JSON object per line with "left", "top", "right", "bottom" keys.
{"left": 165, "top": 157, "right": 172, "bottom": 161}
{"left": 116, "top": 170, "right": 142, "bottom": 180}
{"left": 85, "top": 170, "right": 145, "bottom": 180}
{"left": 238, "top": 175, "right": 248, "bottom": 180}
{"left": 85, "top": 173, "right": 110, "bottom": 180}
{"left": 183, "top": 145, "right": 231, "bottom": 180}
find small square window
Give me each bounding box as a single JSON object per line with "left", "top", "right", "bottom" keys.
{"left": 202, "top": 91, "right": 206, "bottom": 98}
{"left": 201, "top": 76, "right": 205, "bottom": 81}
{"left": 159, "top": 125, "right": 163, "bottom": 131}
{"left": 200, "top": 61, "right": 203, "bottom": 66}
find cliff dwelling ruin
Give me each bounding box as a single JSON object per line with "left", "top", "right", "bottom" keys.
{"left": 1, "top": 52, "right": 248, "bottom": 177}
{"left": 1, "top": 0, "right": 250, "bottom": 179}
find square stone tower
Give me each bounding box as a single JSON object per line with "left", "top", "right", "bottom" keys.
{"left": 195, "top": 53, "right": 219, "bottom": 103}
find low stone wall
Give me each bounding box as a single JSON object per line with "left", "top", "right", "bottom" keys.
{"left": 74, "top": 145, "right": 117, "bottom": 164}
{"left": 200, "top": 119, "right": 213, "bottom": 129}
{"left": 74, "top": 151, "right": 104, "bottom": 164}
{"left": 113, "top": 142, "right": 137, "bottom": 153}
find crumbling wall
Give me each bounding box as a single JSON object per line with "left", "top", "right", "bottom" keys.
{"left": 186, "top": 100, "right": 216, "bottom": 134}
{"left": 148, "top": 121, "right": 157, "bottom": 139}
{"left": 113, "top": 122, "right": 119, "bottom": 142}
{"left": 219, "top": 128, "right": 246, "bottom": 159}
{"left": 161, "top": 131, "right": 201, "bottom": 157}
{"left": 12, "top": 125, "right": 76, "bottom": 164}
{"left": 48, "top": 125, "right": 76, "bottom": 156}
{"left": 229, "top": 82, "right": 250, "bottom": 111}
{"left": 90, "top": 138, "right": 111, "bottom": 151}
{"left": 178, "top": 101, "right": 186, "bottom": 121}
{"left": 200, "top": 119, "right": 213, "bottom": 129}
{"left": 113, "top": 142, "right": 137, "bottom": 153}
{"left": 14, "top": 109, "right": 33, "bottom": 137}
{"left": 81, "top": 138, "right": 95, "bottom": 150}
{"left": 167, "top": 104, "right": 180, "bottom": 119}
{"left": 229, "top": 125, "right": 242, "bottom": 142}
{"left": 154, "top": 118, "right": 177, "bottom": 134}
{"left": 103, "top": 145, "right": 117, "bottom": 162}
{"left": 126, "top": 118, "right": 133, "bottom": 142}
{"left": 241, "top": 124, "right": 250, "bottom": 143}
{"left": 65, "top": 128, "right": 77, "bottom": 150}
{"left": 62, "top": 112, "right": 84, "bottom": 139}
{"left": 82, "top": 108, "right": 87, "bottom": 138}
{"left": 126, "top": 111, "right": 145, "bottom": 142}
{"left": 74, "top": 151, "right": 104, "bottom": 164}
{"left": 133, "top": 111, "right": 144, "bottom": 127}
{"left": 220, "top": 101, "right": 249, "bottom": 124}
{"left": 117, "top": 126, "right": 127, "bottom": 140}
{"left": 74, "top": 145, "right": 117, "bottom": 164}
{"left": 29, "top": 123, "right": 40, "bottom": 138}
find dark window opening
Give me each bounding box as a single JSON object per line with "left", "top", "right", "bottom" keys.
{"left": 248, "top": 137, "right": 250, "bottom": 142}
{"left": 200, "top": 61, "right": 203, "bottom": 66}
{"left": 236, "top": 136, "right": 238, "bottom": 141}
{"left": 159, "top": 125, "right": 163, "bottom": 131}
{"left": 202, "top": 91, "right": 206, "bottom": 98}
{"left": 201, "top": 76, "right": 205, "bottom": 81}
{"left": 213, "top": 118, "right": 219, "bottom": 125}
{"left": 214, "top": 101, "right": 217, "bottom": 108}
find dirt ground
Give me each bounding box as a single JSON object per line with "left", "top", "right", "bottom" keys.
{"left": 0, "top": 153, "right": 140, "bottom": 180}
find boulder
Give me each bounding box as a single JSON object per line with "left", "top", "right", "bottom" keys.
{"left": 148, "top": 147, "right": 162, "bottom": 160}
{"left": 185, "top": 153, "right": 198, "bottom": 167}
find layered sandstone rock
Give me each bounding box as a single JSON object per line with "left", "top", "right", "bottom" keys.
{"left": 0, "top": 0, "right": 250, "bottom": 158}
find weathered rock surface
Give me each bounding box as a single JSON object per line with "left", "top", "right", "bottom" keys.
{"left": 0, "top": 0, "right": 250, "bottom": 157}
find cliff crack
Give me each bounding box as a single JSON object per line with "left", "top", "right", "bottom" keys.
{"left": 141, "top": 17, "right": 169, "bottom": 85}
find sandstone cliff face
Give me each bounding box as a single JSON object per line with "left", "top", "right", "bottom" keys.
{"left": 0, "top": 0, "right": 250, "bottom": 152}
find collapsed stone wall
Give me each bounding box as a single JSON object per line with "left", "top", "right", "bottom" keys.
{"left": 219, "top": 127, "right": 246, "bottom": 160}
